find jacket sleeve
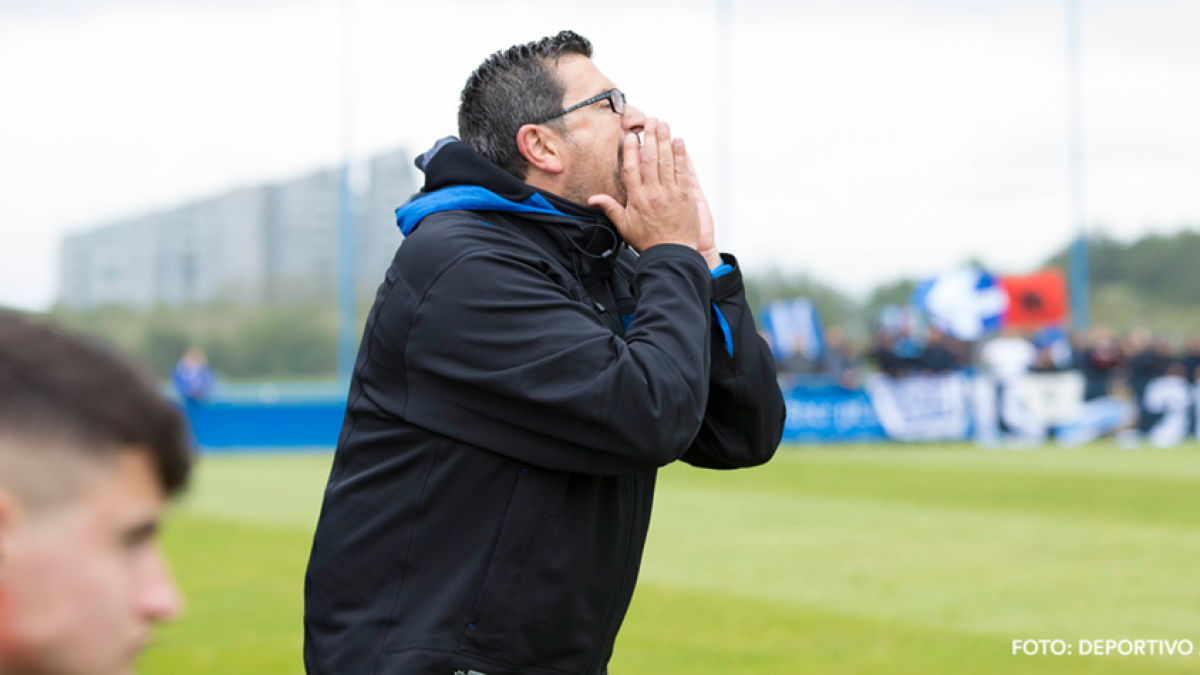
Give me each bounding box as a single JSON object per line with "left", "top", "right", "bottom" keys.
{"left": 396, "top": 242, "right": 713, "bottom": 476}
{"left": 680, "top": 254, "right": 786, "bottom": 470}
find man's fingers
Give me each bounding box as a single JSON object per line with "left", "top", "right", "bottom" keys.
{"left": 657, "top": 120, "right": 675, "bottom": 185}
{"left": 620, "top": 132, "right": 641, "bottom": 189}
{"left": 672, "top": 137, "right": 690, "bottom": 186}
{"left": 686, "top": 152, "right": 708, "bottom": 203}
{"left": 587, "top": 194, "right": 626, "bottom": 227}
{"left": 640, "top": 118, "right": 660, "bottom": 186}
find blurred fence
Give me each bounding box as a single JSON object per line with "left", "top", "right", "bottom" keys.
{"left": 172, "top": 382, "right": 345, "bottom": 450}
{"left": 781, "top": 371, "right": 1171, "bottom": 447}
{"left": 173, "top": 373, "right": 1190, "bottom": 450}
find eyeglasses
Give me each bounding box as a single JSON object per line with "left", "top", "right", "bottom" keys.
{"left": 537, "top": 88, "right": 625, "bottom": 123}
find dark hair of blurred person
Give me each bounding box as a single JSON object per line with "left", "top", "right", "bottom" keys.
{"left": 0, "top": 314, "right": 192, "bottom": 675}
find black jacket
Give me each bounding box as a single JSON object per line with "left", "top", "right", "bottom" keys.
{"left": 304, "top": 139, "right": 785, "bottom": 675}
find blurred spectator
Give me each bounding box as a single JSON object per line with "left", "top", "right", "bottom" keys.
{"left": 1030, "top": 348, "right": 1060, "bottom": 373}
{"left": 871, "top": 306, "right": 927, "bottom": 377}
{"left": 1077, "top": 325, "right": 1121, "bottom": 400}
{"left": 1126, "top": 330, "right": 1167, "bottom": 434}
{"left": 1124, "top": 330, "right": 1157, "bottom": 386}
{"left": 172, "top": 346, "right": 215, "bottom": 403}
{"left": 1165, "top": 360, "right": 1189, "bottom": 380}
{"left": 980, "top": 328, "right": 1036, "bottom": 381}
{"left": 1031, "top": 325, "right": 1074, "bottom": 372}
{"left": 1153, "top": 338, "right": 1177, "bottom": 372}
{"left": 917, "top": 328, "right": 960, "bottom": 374}
{"left": 981, "top": 329, "right": 1043, "bottom": 443}
{"left": 774, "top": 349, "right": 820, "bottom": 376}
{"left": 1184, "top": 337, "right": 1200, "bottom": 382}
{"left": 1068, "top": 330, "right": 1089, "bottom": 362}
{"left": 820, "top": 326, "right": 861, "bottom": 388}
{"left": 869, "top": 328, "right": 910, "bottom": 377}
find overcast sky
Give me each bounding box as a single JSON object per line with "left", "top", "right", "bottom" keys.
{"left": 2, "top": 0, "right": 1199, "bottom": 310}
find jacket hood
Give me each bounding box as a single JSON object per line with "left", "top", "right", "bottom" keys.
{"left": 395, "top": 137, "right": 602, "bottom": 237}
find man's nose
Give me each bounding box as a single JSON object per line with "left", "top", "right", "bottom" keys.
{"left": 623, "top": 105, "right": 647, "bottom": 135}
{"left": 138, "top": 546, "right": 183, "bottom": 622}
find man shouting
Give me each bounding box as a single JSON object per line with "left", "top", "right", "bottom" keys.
{"left": 305, "top": 30, "right": 785, "bottom": 675}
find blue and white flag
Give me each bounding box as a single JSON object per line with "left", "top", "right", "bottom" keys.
{"left": 762, "top": 298, "right": 824, "bottom": 364}
{"left": 910, "top": 267, "right": 1008, "bottom": 341}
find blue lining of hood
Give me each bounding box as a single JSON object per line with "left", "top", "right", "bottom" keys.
{"left": 395, "top": 186, "right": 586, "bottom": 236}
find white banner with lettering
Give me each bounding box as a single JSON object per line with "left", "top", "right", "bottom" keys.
{"left": 973, "top": 372, "right": 1137, "bottom": 447}
{"left": 865, "top": 374, "right": 972, "bottom": 442}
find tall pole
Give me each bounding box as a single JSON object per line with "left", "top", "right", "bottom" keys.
{"left": 715, "top": 0, "right": 734, "bottom": 251}
{"left": 1066, "top": 0, "right": 1089, "bottom": 332}
{"left": 337, "top": 0, "right": 358, "bottom": 385}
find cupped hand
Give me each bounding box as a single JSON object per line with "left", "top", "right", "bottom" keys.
{"left": 588, "top": 118, "right": 701, "bottom": 256}
{"left": 687, "top": 153, "right": 722, "bottom": 270}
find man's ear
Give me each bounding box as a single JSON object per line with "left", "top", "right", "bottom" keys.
{"left": 516, "top": 124, "right": 565, "bottom": 175}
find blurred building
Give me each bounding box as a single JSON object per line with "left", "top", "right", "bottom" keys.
{"left": 59, "top": 149, "right": 416, "bottom": 309}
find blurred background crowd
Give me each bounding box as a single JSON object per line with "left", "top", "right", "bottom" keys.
{"left": 789, "top": 321, "right": 1200, "bottom": 403}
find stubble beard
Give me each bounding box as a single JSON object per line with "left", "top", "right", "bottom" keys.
{"left": 561, "top": 138, "right": 627, "bottom": 210}
{"left": 612, "top": 141, "right": 627, "bottom": 206}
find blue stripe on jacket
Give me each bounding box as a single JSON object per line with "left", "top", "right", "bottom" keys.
{"left": 396, "top": 186, "right": 576, "bottom": 236}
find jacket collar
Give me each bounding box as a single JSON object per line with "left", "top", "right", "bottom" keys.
{"left": 397, "top": 137, "right": 625, "bottom": 266}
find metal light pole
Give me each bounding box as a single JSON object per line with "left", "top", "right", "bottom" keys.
{"left": 1066, "top": 0, "right": 1089, "bottom": 331}
{"left": 715, "top": 0, "right": 734, "bottom": 251}
{"left": 336, "top": 0, "right": 358, "bottom": 385}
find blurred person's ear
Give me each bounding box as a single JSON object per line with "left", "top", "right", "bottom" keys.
{"left": 0, "top": 482, "right": 10, "bottom": 562}
{"left": 0, "top": 489, "right": 10, "bottom": 665}
{"left": 0, "top": 487, "right": 17, "bottom": 567}
{"left": 0, "top": 487, "right": 19, "bottom": 653}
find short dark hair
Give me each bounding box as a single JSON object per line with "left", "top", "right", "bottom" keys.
{"left": 458, "top": 30, "right": 593, "bottom": 179}
{"left": 0, "top": 314, "right": 191, "bottom": 497}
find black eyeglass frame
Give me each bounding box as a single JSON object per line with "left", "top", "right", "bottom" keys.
{"left": 535, "top": 88, "right": 626, "bottom": 124}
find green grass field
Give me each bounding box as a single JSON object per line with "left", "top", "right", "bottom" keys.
{"left": 140, "top": 443, "right": 1200, "bottom": 674}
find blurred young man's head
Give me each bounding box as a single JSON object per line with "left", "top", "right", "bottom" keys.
{"left": 0, "top": 315, "right": 192, "bottom": 675}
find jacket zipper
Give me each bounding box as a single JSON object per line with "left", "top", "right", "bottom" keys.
{"left": 586, "top": 473, "right": 640, "bottom": 674}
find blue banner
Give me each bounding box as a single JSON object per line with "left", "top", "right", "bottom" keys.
{"left": 172, "top": 383, "right": 347, "bottom": 450}
{"left": 762, "top": 298, "right": 824, "bottom": 364}
{"left": 781, "top": 382, "right": 888, "bottom": 442}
